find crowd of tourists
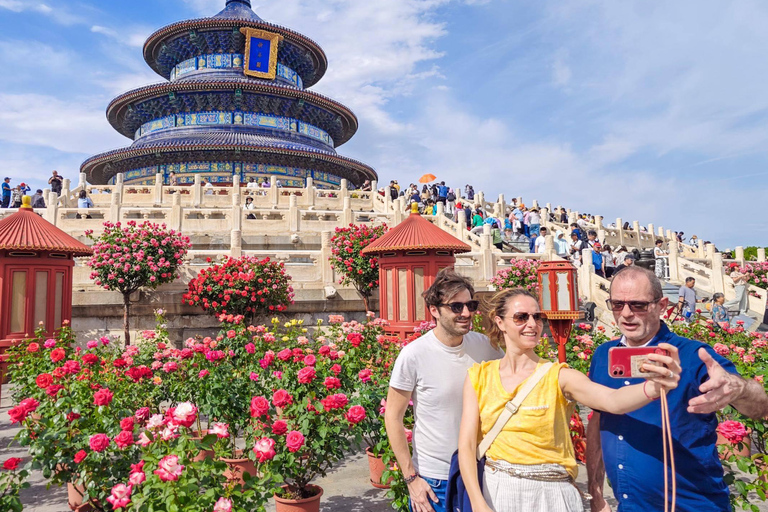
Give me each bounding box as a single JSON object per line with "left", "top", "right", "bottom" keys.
{"left": 1, "top": 171, "right": 64, "bottom": 209}
{"left": 385, "top": 268, "right": 768, "bottom": 512}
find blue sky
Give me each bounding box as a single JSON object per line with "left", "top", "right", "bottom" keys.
{"left": 1, "top": 0, "right": 767, "bottom": 249}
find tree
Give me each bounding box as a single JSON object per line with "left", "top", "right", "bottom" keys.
{"left": 183, "top": 255, "right": 294, "bottom": 320}
{"left": 329, "top": 223, "right": 388, "bottom": 312}
{"left": 85, "top": 221, "right": 191, "bottom": 344}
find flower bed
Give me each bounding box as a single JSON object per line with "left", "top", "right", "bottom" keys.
{"left": 490, "top": 259, "right": 540, "bottom": 291}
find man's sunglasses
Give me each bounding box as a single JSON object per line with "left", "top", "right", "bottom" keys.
{"left": 605, "top": 299, "right": 660, "bottom": 312}
{"left": 505, "top": 312, "right": 547, "bottom": 325}
{"left": 439, "top": 300, "right": 480, "bottom": 314}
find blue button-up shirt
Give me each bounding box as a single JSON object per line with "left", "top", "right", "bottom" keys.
{"left": 589, "top": 323, "right": 737, "bottom": 512}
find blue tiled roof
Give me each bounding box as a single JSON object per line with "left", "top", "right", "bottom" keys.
{"left": 214, "top": 0, "right": 262, "bottom": 21}
{"left": 131, "top": 130, "right": 336, "bottom": 155}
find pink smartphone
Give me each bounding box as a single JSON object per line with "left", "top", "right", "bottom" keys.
{"left": 608, "top": 347, "right": 669, "bottom": 378}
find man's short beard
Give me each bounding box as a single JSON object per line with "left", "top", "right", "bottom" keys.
{"left": 437, "top": 315, "right": 471, "bottom": 337}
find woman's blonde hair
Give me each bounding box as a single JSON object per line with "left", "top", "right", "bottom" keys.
{"left": 482, "top": 288, "right": 539, "bottom": 350}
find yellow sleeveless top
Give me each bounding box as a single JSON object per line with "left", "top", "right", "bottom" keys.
{"left": 467, "top": 359, "right": 577, "bottom": 479}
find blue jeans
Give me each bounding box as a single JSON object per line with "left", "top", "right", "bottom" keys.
{"left": 409, "top": 476, "right": 447, "bottom": 512}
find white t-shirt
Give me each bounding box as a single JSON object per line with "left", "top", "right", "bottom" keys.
{"left": 389, "top": 330, "right": 504, "bottom": 479}
{"left": 535, "top": 235, "right": 546, "bottom": 253}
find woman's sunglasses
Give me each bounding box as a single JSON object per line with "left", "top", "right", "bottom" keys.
{"left": 505, "top": 312, "right": 547, "bottom": 325}
{"left": 439, "top": 300, "right": 480, "bottom": 314}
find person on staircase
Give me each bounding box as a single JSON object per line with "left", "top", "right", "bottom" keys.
{"left": 653, "top": 240, "right": 668, "bottom": 279}
{"left": 677, "top": 277, "right": 699, "bottom": 322}
{"left": 724, "top": 265, "right": 749, "bottom": 317}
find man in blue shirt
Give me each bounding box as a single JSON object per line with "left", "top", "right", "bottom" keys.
{"left": 587, "top": 266, "right": 768, "bottom": 512}
{"left": 1, "top": 177, "right": 10, "bottom": 208}
{"left": 436, "top": 181, "right": 448, "bottom": 205}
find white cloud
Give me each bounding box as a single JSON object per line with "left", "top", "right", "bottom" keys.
{"left": 91, "top": 25, "right": 150, "bottom": 49}
{"left": 0, "top": 0, "right": 83, "bottom": 25}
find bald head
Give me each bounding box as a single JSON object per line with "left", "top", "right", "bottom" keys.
{"left": 610, "top": 266, "right": 662, "bottom": 301}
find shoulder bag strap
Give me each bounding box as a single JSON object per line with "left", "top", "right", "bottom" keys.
{"left": 476, "top": 361, "right": 554, "bottom": 460}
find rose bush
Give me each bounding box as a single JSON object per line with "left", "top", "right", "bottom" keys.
{"left": 329, "top": 223, "right": 388, "bottom": 311}
{"left": 184, "top": 255, "right": 294, "bottom": 320}
{"left": 1, "top": 457, "right": 29, "bottom": 512}
{"left": 490, "top": 259, "right": 540, "bottom": 291}
{"left": 86, "top": 220, "right": 190, "bottom": 343}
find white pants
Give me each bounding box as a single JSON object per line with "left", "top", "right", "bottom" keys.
{"left": 482, "top": 461, "right": 584, "bottom": 512}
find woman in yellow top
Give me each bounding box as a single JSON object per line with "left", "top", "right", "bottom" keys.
{"left": 458, "top": 288, "right": 681, "bottom": 512}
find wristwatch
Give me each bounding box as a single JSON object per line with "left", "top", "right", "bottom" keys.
{"left": 404, "top": 471, "right": 420, "bottom": 484}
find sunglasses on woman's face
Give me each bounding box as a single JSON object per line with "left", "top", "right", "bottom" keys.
{"left": 439, "top": 300, "right": 480, "bottom": 314}
{"left": 505, "top": 312, "right": 546, "bottom": 325}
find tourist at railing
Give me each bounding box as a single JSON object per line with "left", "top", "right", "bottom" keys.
{"left": 465, "top": 184, "right": 475, "bottom": 201}
{"left": 677, "top": 277, "right": 699, "bottom": 322}
{"left": 554, "top": 230, "right": 569, "bottom": 257}
{"left": 534, "top": 226, "right": 547, "bottom": 254}
{"left": 602, "top": 245, "right": 616, "bottom": 278}
{"left": 653, "top": 239, "right": 668, "bottom": 280}
{"left": 528, "top": 208, "right": 541, "bottom": 236}
{"left": 244, "top": 196, "right": 256, "bottom": 220}
{"left": 31, "top": 189, "right": 45, "bottom": 209}
{"left": 586, "top": 230, "right": 605, "bottom": 278}
{"left": 76, "top": 189, "right": 94, "bottom": 219}
{"left": 48, "top": 170, "right": 63, "bottom": 196}
{"left": 1, "top": 177, "right": 10, "bottom": 208}
{"left": 361, "top": 179, "right": 372, "bottom": 192}
{"left": 614, "top": 253, "right": 634, "bottom": 273}
{"left": 588, "top": 267, "right": 768, "bottom": 512}
{"left": 724, "top": 265, "right": 749, "bottom": 316}
{"left": 437, "top": 181, "right": 449, "bottom": 206}
{"left": 169, "top": 171, "right": 178, "bottom": 187}
{"left": 710, "top": 292, "right": 730, "bottom": 328}
{"left": 492, "top": 223, "right": 503, "bottom": 251}
{"left": 568, "top": 232, "right": 584, "bottom": 267}
{"left": 10, "top": 185, "right": 23, "bottom": 208}
{"left": 446, "top": 188, "right": 456, "bottom": 215}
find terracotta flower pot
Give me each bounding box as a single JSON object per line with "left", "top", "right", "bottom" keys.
{"left": 190, "top": 430, "right": 215, "bottom": 462}
{"left": 716, "top": 430, "right": 752, "bottom": 459}
{"left": 220, "top": 450, "right": 257, "bottom": 486}
{"left": 67, "top": 482, "right": 95, "bottom": 512}
{"left": 273, "top": 484, "right": 323, "bottom": 512}
{"left": 366, "top": 448, "right": 392, "bottom": 489}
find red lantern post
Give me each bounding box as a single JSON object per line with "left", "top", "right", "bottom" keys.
{"left": 537, "top": 261, "right": 581, "bottom": 363}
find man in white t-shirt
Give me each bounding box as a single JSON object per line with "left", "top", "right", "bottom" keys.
{"left": 385, "top": 269, "right": 503, "bottom": 512}
{"left": 534, "top": 226, "right": 548, "bottom": 254}
{"left": 568, "top": 232, "right": 584, "bottom": 267}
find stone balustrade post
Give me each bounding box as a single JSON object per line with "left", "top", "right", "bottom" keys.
{"left": 595, "top": 216, "right": 604, "bottom": 229}
{"left": 340, "top": 179, "right": 348, "bottom": 196}
{"left": 270, "top": 176, "right": 278, "bottom": 205}
{"left": 477, "top": 191, "right": 485, "bottom": 207}
{"left": 115, "top": 173, "right": 124, "bottom": 199}
{"left": 393, "top": 198, "right": 403, "bottom": 225}
{"left": 758, "top": 248, "right": 766, "bottom": 262}
{"left": 231, "top": 174, "right": 241, "bottom": 202}
{"left": 230, "top": 229, "right": 242, "bottom": 258}
{"left": 735, "top": 246, "right": 745, "bottom": 266}
{"left": 544, "top": 235, "right": 555, "bottom": 260}
{"left": 546, "top": 202, "right": 552, "bottom": 212}
{"left": 698, "top": 239, "right": 706, "bottom": 258}
{"left": 456, "top": 209, "right": 467, "bottom": 240}
{"left": 711, "top": 251, "right": 725, "bottom": 294}
{"left": 480, "top": 223, "right": 495, "bottom": 281}
{"left": 541, "top": 208, "right": 549, "bottom": 228}
{"left": 231, "top": 184, "right": 242, "bottom": 232}
{"left": 370, "top": 180, "right": 377, "bottom": 209}
{"left": 289, "top": 194, "right": 300, "bottom": 232}
{"left": 667, "top": 240, "right": 680, "bottom": 281}
{"left": 384, "top": 187, "right": 392, "bottom": 211}
{"left": 320, "top": 231, "right": 334, "bottom": 285}
{"left": 154, "top": 173, "right": 164, "bottom": 204}
{"left": 78, "top": 172, "right": 87, "bottom": 188}
{"left": 497, "top": 194, "right": 505, "bottom": 217}
{"left": 436, "top": 200, "right": 445, "bottom": 225}
{"left": 568, "top": 212, "right": 577, "bottom": 224}
{"left": 647, "top": 224, "right": 655, "bottom": 242}
{"left": 598, "top": 229, "right": 607, "bottom": 245}
{"left": 705, "top": 243, "right": 715, "bottom": 260}
{"left": 192, "top": 175, "right": 202, "bottom": 206}
{"left": 517, "top": 197, "right": 523, "bottom": 207}
{"left": 60, "top": 179, "right": 71, "bottom": 207}
{"left": 305, "top": 177, "right": 315, "bottom": 207}
{"left": 532, "top": 199, "right": 539, "bottom": 209}
{"left": 455, "top": 186, "right": 463, "bottom": 201}
{"left": 110, "top": 191, "right": 121, "bottom": 225}
{"left": 170, "top": 193, "right": 182, "bottom": 231}
{"left": 44, "top": 191, "right": 58, "bottom": 225}
{"left": 616, "top": 218, "right": 624, "bottom": 245}
{"left": 632, "top": 220, "right": 641, "bottom": 240}
{"left": 666, "top": 229, "right": 673, "bottom": 241}
{"left": 342, "top": 196, "right": 352, "bottom": 225}
{"left": 658, "top": 226, "right": 665, "bottom": 238}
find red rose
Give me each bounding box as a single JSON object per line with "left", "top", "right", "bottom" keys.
{"left": 250, "top": 396, "right": 270, "bottom": 417}
{"left": 271, "top": 420, "right": 288, "bottom": 435}
{"left": 46, "top": 385, "right": 64, "bottom": 397}
{"left": 50, "top": 347, "right": 66, "bottom": 362}
{"left": 297, "top": 367, "right": 316, "bottom": 384}
{"left": 285, "top": 430, "right": 305, "bottom": 452}
{"left": 93, "top": 388, "right": 114, "bottom": 407}
{"left": 277, "top": 348, "right": 292, "bottom": 361}
{"left": 324, "top": 377, "right": 341, "bottom": 390}
{"left": 331, "top": 364, "right": 342, "bottom": 375}
{"left": 358, "top": 369, "right": 373, "bottom": 383}
{"left": 27, "top": 343, "right": 39, "bottom": 353}
{"left": 120, "top": 417, "right": 135, "bottom": 431}
{"left": 114, "top": 430, "right": 134, "bottom": 450}
{"left": 318, "top": 345, "right": 331, "bottom": 356}
{"left": 74, "top": 450, "right": 87, "bottom": 464}
{"left": 3, "top": 457, "right": 22, "bottom": 471}
{"left": 82, "top": 353, "right": 99, "bottom": 366}
{"left": 303, "top": 354, "right": 316, "bottom": 366}
{"left": 272, "top": 389, "right": 293, "bottom": 408}
{"left": 345, "top": 405, "right": 366, "bottom": 424}
{"left": 67, "top": 412, "right": 81, "bottom": 422}
{"left": 36, "top": 373, "right": 53, "bottom": 389}
{"left": 89, "top": 433, "right": 111, "bottom": 452}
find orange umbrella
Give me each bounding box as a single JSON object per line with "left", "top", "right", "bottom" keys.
{"left": 419, "top": 173, "right": 437, "bottom": 184}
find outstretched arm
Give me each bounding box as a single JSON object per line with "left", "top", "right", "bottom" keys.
{"left": 457, "top": 376, "right": 493, "bottom": 512}
{"left": 560, "top": 343, "right": 681, "bottom": 414}
{"left": 687, "top": 348, "right": 768, "bottom": 419}
{"left": 586, "top": 412, "right": 611, "bottom": 512}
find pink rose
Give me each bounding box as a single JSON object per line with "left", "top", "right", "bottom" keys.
{"left": 713, "top": 343, "right": 730, "bottom": 356}
{"left": 245, "top": 343, "right": 256, "bottom": 354}
{"left": 93, "top": 388, "right": 114, "bottom": 407}
{"left": 106, "top": 483, "right": 132, "bottom": 510}
{"left": 136, "top": 432, "right": 152, "bottom": 447}
{"left": 210, "top": 422, "right": 230, "bottom": 438}
{"left": 89, "top": 433, "right": 111, "bottom": 452}
{"left": 345, "top": 405, "right": 366, "bottom": 424}
{"left": 253, "top": 437, "right": 276, "bottom": 462}
{"left": 169, "top": 402, "right": 197, "bottom": 428}
{"left": 297, "top": 367, "right": 316, "bottom": 384}
{"left": 154, "top": 455, "right": 184, "bottom": 482}
{"left": 86, "top": 340, "right": 98, "bottom": 349}
{"left": 303, "top": 354, "right": 316, "bottom": 366}
{"left": 330, "top": 364, "right": 342, "bottom": 375}
{"left": 285, "top": 430, "right": 305, "bottom": 452}
{"left": 214, "top": 497, "right": 233, "bottom": 512}
{"left": 271, "top": 420, "right": 288, "bottom": 435}
{"left": 114, "top": 430, "right": 134, "bottom": 450}
{"left": 277, "top": 348, "right": 292, "bottom": 361}
{"left": 358, "top": 369, "right": 372, "bottom": 383}
{"left": 134, "top": 407, "right": 151, "bottom": 422}
{"left": 717, "top": 420, "right": 748, "bottom": 444}
{"left": 129, "top": 470, "right": 146, "bottom": 486}
{"left": 162, "top": 361, "right": 178, "bottom": 373}
{"left": 199, "top": 369, "right": 210, "bottom": 378}
{"left": 324, "top": 377, "right": 341, "bottom": 390}
{"left": 272, "top": 389, "right": 293, "bottom": 408}
{"left": 250, "top": 396, "right": 270, "bottom": 417}
{"left": 404, "top": 428, "right": 413, "bottom": 442}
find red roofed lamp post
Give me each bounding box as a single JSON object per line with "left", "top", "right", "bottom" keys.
{"left": 0, "top": 196, "right": 92, "bottom": 396}
{"left": 537, "top": 260, "right": 581, "bottom": 363}
{"left": 361, "top": 208, "right": 471, "bottom": 338}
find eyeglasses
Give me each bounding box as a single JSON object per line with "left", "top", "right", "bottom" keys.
{"left": 504, "top": 312, "right": 546, "bottom": 325}
{"left": 605, "top": 299, "right": 660, "bottom": 312}
{"left": 439, "top": 300, "right": 480, "bottom": 314}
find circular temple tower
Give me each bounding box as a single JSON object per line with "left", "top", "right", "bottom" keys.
{"left": 81, "top": 0, "right": 377, "bottom": 189}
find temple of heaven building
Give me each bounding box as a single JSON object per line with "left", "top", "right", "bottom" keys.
{"left": 81, "top": 0, "right": 377, "bottom": 189}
